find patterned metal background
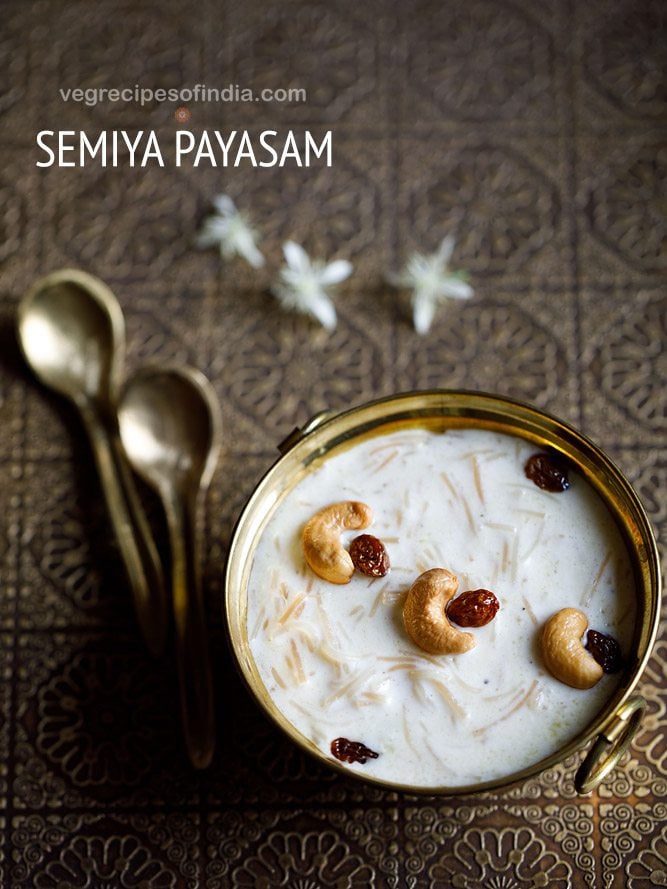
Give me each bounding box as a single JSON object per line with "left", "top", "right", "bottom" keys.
{"left": 0, "top": 0, "right": 665, "bottom": 886}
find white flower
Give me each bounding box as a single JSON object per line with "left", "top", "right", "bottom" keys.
{"left": 388, "top": 235, "right": 473, "bottom": 335}
{"left": 271, "top": 241, "right": 352, "bottom": 330}
{"left": 194, "top": 194, "right": 264, "bottom": 269}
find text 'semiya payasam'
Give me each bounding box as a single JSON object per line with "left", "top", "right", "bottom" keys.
{"left": 35, "top": 129, "right": 333, "bottom": 168}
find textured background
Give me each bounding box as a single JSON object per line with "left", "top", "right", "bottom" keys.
{"left": 0, "top": 0, "right": 665, "bottom": 886}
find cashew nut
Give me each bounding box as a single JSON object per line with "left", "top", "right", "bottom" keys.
{"left": 541, "top": 608, "right": 604, "bottom": 690}
{"left": 302, "top": 501, "right": 373, "bottom": 584}
{"left": 402, "top": 568, "right": 476, "bottom": 655}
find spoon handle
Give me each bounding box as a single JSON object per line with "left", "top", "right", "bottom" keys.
{"left": 166, "top": 490, "right": 216, "bottom": 769}
{"left": 81, "top": 406, "right": 168, "bottom": 657}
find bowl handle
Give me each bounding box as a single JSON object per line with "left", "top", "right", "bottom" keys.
{"left": 574, "top": 695, "right": 646, "bottom": 794}
{"left": 277, "top": 410, "right": 335, "bottom": 455}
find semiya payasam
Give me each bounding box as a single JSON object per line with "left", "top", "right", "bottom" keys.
{"left": 245, "top": 426, "right": 634, "bottom": 788}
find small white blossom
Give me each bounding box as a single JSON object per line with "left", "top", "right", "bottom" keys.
{"left": 194, "top": 194, "right": 264, "bottom": 269}
{"left": 272, "top": 241, "right": 352, "bottom": 330}
{"left": 388, "top": 235, "right": 473, "bottom": 335}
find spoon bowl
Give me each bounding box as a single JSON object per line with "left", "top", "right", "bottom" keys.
{"left": 117, "top": 367, "right": 219, "bottom": 496}
{"left": 18, "top": 271, "right": 122, "bottom": 404}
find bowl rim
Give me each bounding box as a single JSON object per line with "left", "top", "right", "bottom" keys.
{"left": 224, "top": 389, "right": 662, "bottom": 794}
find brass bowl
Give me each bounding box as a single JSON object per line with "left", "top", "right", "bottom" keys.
{"left": 224, "top": 390, "right": 661, "bottom": 794}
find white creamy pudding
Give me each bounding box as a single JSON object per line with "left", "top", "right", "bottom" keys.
{"left": 245, "top": 426, "right": 635, "bottom": 788}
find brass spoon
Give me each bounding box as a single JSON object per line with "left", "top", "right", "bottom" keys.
{"left": 17, "top": 269, "right": 168, "bottom": 657}
{"left": 118, "top": 365, "right": 220, "bottom": 769}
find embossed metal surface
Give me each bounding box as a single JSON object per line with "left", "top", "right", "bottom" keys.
{"left": 0, "top": 0, "right": 664, "bottom": 886}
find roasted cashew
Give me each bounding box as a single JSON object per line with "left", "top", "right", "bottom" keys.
{"left": 302, "top": 501, "right": 373, "bottom": 584}
{"left": 541, "top": 608, "right": 604, "bottom": 690}
{"left": 402, "top": 568, "right": 476, "bottom": 655}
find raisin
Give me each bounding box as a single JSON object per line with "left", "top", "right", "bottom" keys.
{"left": 586, "top": 630, "right": 624, "bottom": 674}
{"left": 349, "top": 534, "right": 390, "bottom": 577}
{"left": 331, "top": 737, "right": 380, "bottom": 764}
{"left": 525, "top": 452, "right": 570, "bottom": 492}
{"left": 447, "top": 589, "right": 500, "bottom": 628}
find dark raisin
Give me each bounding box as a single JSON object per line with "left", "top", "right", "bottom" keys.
{"left": 349, "top": 534, "right": 390, "bottom": 577}
{"left": 525, "top": 452, "right": 570, "bottom": 492}
{"left": 447, "top": 589, "right": 500, "bottom": 627}
{"left": 586, "top": 630, "right": 624, "bottom": 674}
{"left": 331, "top": 737, "right": 380, "bottom": 764}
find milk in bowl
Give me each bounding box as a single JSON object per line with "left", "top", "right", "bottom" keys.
{"left": 242, "top": 424, "right": 636, "bottom": 789}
